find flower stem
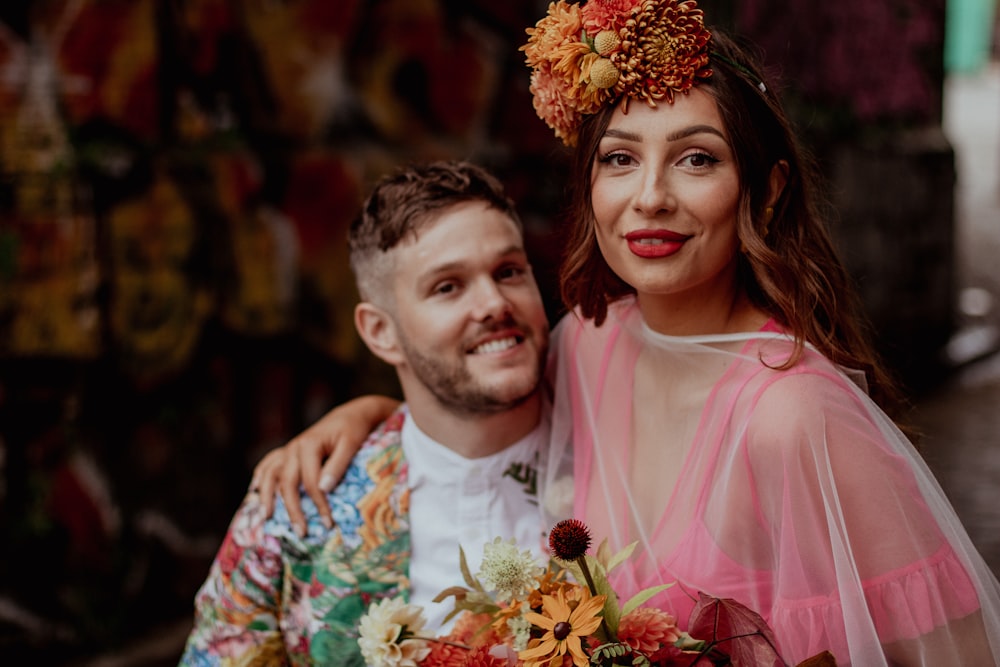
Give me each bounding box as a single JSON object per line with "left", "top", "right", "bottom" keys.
{"left": 575, "top": 556, "right": 599, "bottom": 597}
{"left": 575, "top": 555, "right": 613, "bottom": 641}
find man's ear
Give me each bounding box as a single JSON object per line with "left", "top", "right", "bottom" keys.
{"left": 354, "top": 302, "right": 405, "bottom": 366}
{"left": 767, "top": 159, "right": 789, "bottom": 208}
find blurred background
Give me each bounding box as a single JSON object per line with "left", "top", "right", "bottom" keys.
{"left": 0, "top": 0, "right": 997, "bottom": 664}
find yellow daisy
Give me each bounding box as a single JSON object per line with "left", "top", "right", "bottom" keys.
{"left": 519, "top": 588, "right": 606, "bottom": 667}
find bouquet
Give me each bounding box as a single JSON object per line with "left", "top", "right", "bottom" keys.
{"left": 358, "top": 519, "right": 837, "bottom": 666}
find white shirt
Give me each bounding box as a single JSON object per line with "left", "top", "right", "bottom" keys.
{"left": 400, "top": 408, "right": 548, "bottom": 631}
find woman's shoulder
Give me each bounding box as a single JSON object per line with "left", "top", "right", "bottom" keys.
{"left": 739, "top": 355, "right": 879, "bottom": 460}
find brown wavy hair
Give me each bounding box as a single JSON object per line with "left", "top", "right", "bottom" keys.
{"left": 559, "top": 30, "right": 906, "bottom": 418}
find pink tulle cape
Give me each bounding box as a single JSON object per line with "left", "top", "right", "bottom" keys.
{"left": 540, "top": 297, "right": 1000, "bottom": 665}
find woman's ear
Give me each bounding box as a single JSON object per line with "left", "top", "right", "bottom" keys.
{"left": 767, "top": 160, "right": 789, "bottom": 208}
{"left": 354, "top": 302, "right": 405, "bottom": 366}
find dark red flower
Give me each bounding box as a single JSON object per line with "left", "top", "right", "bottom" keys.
{"left": 548, "top": 519, "right": 592, "bottom": 561}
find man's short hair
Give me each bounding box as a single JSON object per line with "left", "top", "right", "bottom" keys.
{"left": 349, "top": 160, "right": 522, "bottom": 304}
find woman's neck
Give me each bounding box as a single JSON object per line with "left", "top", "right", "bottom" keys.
{"left": 636, "top": 287, "right": 768, "bottom": 336}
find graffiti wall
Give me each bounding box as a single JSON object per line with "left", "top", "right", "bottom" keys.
{"left": 0, "top": 0, "right": 949, "bottom": 661}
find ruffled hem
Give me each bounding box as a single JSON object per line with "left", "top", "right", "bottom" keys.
{"left": 770, "top": 545, "right": 981, "bottom": 661}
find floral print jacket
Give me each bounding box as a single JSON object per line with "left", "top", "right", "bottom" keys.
{"left": 179, "top": 409, "right": 411, "bottom": 666}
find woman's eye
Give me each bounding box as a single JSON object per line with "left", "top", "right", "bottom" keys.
{"left": 598, "top": 151, "right": 634, "bottom": 167}
{"left": 680, "top": 152, "right": 719, "bottom": 169}
{"left": 433, "top": 281, "right": 457, "bottom": 295}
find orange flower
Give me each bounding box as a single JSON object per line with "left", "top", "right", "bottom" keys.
{"left": 581, "top": 0, "right": 641, "bottom": 35}
{"left": 617, "top": 607, "right": 681, "bottom": 653}
{"left": 459, "top": 645, "right": 515, "bottom": 667}
{"left": 522, "top": 0, "right": 713, "bottom": 146}
{"left": 519, "top": 588, "right": 606, "bottom": 667}
{"left": 421, "top": 641, "right": 469, "bottom": 667}
{"left": 612, "top": 0, "right": 712, "bottom": 106}
{"left": 450, "top": 612, "right": 502, "bottom": 647}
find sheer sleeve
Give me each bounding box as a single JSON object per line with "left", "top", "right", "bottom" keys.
{"left": 541, "top": 298, "right": 1000, "bottom": 666}
{"left": 743, "top": 366, "right": 999, "bottom": 663}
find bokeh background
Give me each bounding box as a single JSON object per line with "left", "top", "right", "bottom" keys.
{"left": 0, "top": 0, "right": 997, "bottom": 664}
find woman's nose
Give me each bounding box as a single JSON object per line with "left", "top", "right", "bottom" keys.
{"left": 634, "top": 168, "right": 675, "bottom": 216}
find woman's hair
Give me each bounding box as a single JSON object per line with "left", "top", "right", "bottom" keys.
{"left": 559, "top": 29, "right": 906, "bottom": 417}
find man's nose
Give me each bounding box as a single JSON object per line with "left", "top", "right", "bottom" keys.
{"left": 471, "top": 279, "right": 512, "bottom": 321}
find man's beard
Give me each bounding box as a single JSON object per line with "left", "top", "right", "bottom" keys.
{"left": 399, "top": 335, "right": 545, "bottom": 417}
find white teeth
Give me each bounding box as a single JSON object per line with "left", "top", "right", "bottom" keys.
{"left": 636, "top": 238, "right": 665, "bottom": 245}
{"left": 472, "top": 337, "right": 518, "bottom": 354}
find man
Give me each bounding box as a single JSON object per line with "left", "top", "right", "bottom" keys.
{"left": 179, "top": 161, "right": 551, "bottom": 666}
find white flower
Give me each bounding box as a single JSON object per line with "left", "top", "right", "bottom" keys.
{"left": 357, "top": 597, "right": 431, "bottom": 667}
{"left": 507, "top": 613, "right": 533, "bottom": 651}
{"left": 477, "top": 537, "right": 543, "bottom": 602}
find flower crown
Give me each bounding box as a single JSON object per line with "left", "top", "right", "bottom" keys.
{"left": 522, "top": 0, "right": 713, "bottom": 146}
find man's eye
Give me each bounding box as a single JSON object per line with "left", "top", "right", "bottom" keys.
{"left": 433, "top": 282, "right": 457, "bottom": 295}
{"left": 497, "top": 266, "right": 525, "bottom": 281}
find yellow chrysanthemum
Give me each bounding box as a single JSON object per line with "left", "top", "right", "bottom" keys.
{"left": 519, "top": 588, "right": 606, "bottom": 667}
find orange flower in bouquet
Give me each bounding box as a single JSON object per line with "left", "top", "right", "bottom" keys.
{"left": 357, "top": 520, "right": 837, "bottom": 667}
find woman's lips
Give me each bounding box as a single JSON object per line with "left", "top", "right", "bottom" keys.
{"left": 625, "top": 229, "right": 690, "bottom": 258}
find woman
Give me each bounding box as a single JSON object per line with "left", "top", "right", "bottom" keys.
{"left": 254, "top": 1, "right": 1000, "bottom": 663}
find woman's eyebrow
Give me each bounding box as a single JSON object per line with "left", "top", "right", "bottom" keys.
{"left": 603, "top": 124, "right": 727, "bottom": 143}
{"left": 665, "top": 124, "right": 726, "bottom": 142}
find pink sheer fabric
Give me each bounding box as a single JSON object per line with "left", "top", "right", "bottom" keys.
{"left": 541, "top": 297, "right": 1000, "bottom": 665}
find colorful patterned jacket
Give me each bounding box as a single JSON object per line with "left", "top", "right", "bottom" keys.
{"left": 179, "top": 408, "right": 411, "bottom": 666}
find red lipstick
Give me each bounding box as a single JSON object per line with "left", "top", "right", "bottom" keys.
{"left": 624, "top": 229, "right": 689, "bottom": 259}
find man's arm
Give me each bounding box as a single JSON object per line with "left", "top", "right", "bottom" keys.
{"left": 178, "top": 494, "right": 287, "bottom": 665}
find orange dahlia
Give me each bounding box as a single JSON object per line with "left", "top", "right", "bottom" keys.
{"left": 580, "top": 0, "right": 642, "bottom": 36}
{"left": 617, "top": 606, "right": 682, "bottom": 653}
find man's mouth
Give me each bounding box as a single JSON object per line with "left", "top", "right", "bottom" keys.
{"left": 470, "top": 336, "right": 520, "bottom": 355}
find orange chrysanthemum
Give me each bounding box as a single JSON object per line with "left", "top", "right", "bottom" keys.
{"left": 617, "top": 606, "right": 682, "bottom": 653}
{"left": 612, "top": 0, "right": 712, "bottom": 106}
{"left": 523, "top": 0, "right": 713, "bottom": 146}
{"left": 519, "top": 588, "right": 606, "bottom": 667}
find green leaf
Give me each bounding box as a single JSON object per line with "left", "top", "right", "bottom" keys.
{"left": 458, "top": 546, "right": 485, "bottom": 592}
{"left": 604, "top": 541, "right": 638, "bottom": 574}
{"left": 563, "top": 555, "right": 622, "bottom": 637}
{"left": 620, "top": 583, "right": 673, "bottom": 618}
{"left": 431, "top": 586, "right": 471, "bottom": 603}
{"left": 438, "top": 590, "right": 500, "bottom": 625}
{"left": 595, "top": 538, "right": 613, "bottom": 571}
{"left": 674, "top": 631, "right": 707, "bottom": 652}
